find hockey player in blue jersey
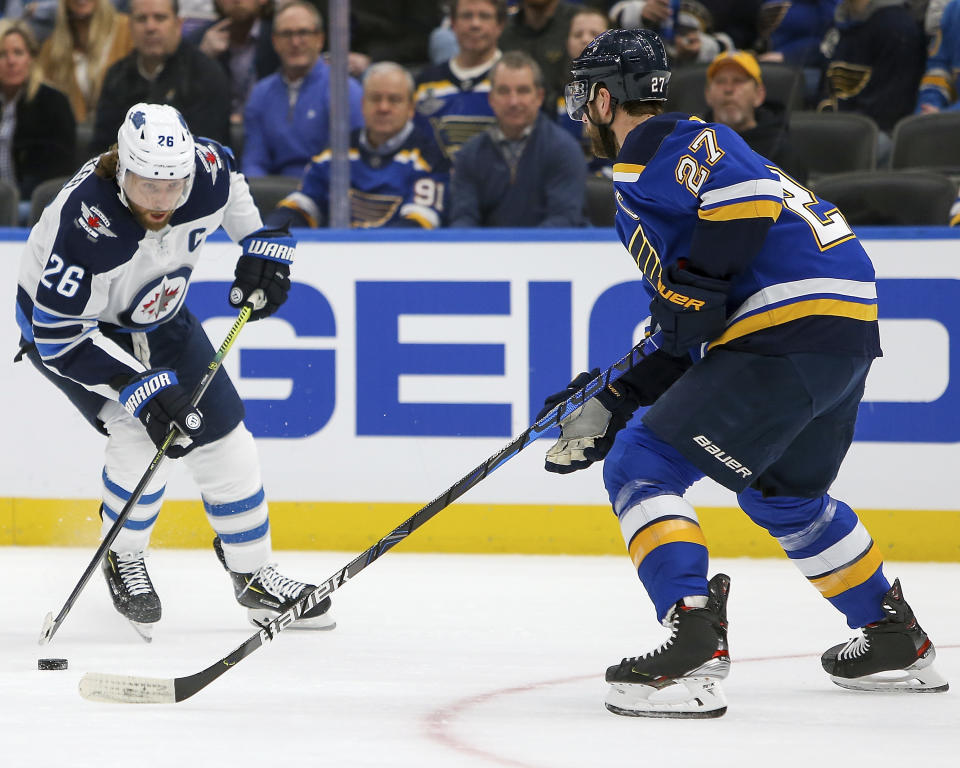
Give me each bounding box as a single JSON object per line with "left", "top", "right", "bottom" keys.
{"left": 16, "top": 103, "right": 333, "bottom": 640}
{"left": 539, "top": 28, "right": 948, "bottom": 717}
{"left": 267, "top": 62, "right": 449, "bottom": 230}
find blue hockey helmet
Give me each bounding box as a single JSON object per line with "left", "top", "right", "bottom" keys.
{"left": 565, "top": 28, "right": 671, "bottom": 120}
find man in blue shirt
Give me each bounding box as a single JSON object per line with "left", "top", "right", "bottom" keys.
{"left": 242, "top": 0, "right": 363, "bottom": 177}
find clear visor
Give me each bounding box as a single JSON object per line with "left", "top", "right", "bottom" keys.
{"left": 122, "top": 171, "right": 189, "bottom": 212}
{"left": 564, "top": 79, "right": 590, "bottom": 120}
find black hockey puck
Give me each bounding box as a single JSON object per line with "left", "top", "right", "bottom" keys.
{"left": 38, "top": 658, "right": 68, "bottom": 671}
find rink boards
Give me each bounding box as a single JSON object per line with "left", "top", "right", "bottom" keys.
{"left": 2, "top": 228, "right": 959, "bottom": 560}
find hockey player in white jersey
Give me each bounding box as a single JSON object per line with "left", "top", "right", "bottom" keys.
{"left": 16, "top": 103, "right": 333, "bottom": 640}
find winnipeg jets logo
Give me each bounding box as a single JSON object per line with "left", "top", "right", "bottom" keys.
{"left": 133, "top": 275, "right": 187, "bottom": 324}
{"left": 196, "top": 142, "right": 223, "bottom": 184}
{"left": 77, "top": 201, "right": 117, "bottom": 240}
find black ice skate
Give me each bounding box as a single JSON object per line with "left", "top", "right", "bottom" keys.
{"left": 605, "top": 573, "right": 731, "bottom": 718}
{"left": 821, "top": 578, "right": 948, "bottom": 693}
{"left": 213, "top": 537, "right": 335, "bottom": 630}
{"left": 101, "top": 549, "right": 161, "bottom": 642}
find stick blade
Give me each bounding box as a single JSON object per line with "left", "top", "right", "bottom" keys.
{"left": 79, "top": 673, "right": 176, "bottom": 704}
{"left": 38, "top": 612, "right": 55, "bottom": 645}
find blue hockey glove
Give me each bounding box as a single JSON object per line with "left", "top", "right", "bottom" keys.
{"left": 119, "top": 369, "right": 204, "bottom": 458}
{"left": 650, "top": 263, "right": 729, "bottom": 356}
{"left": 231, "top": 226, "right": 296, "bottom": 320}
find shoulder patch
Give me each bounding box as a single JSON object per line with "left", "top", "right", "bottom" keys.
{"left": 194, "top": 139, "right": 227, "bottom": 184}
{"left": 77, "top": 201, "right": 118, "bottom": 240}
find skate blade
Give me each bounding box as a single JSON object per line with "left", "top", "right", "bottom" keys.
{"left": 604, "top": 676, "right": 728, "bottom": 718}
{"left": 247, "top": 608, "right": 336, "bottom": 631}
{"left": 829, "top": 663, "right": 949, "bottom": 693}
{"left": 128, "top": 620, "right": 155, "bottom": 643}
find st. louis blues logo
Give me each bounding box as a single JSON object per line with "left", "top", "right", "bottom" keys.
{"left": 119, "top": 267, "right": 192, "bottom": 327}
{"left": 77, "top": 201, "right": 117, "bottom": 240}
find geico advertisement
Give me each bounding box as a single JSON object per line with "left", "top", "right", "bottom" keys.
{"left": 2, "top": 232, "right": 959, "bottom": 511}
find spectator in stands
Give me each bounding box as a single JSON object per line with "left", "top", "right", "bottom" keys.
{"left": 415, "top": 0, "right": 505, "bottom": 162}
{"left": 179, "top": 0, "right": 217, "bottom": 39}
{"left": 450, "top": 50, "right": 586, "bottom": 227}
{"left": 558, "top": 5, "right": 608, "bottom": 128}
{"left": 12, "top": 0, "right": 59, "bottom": 43}
{"left": 0, "top": 18, "right": 75, "bottom": 219}
{"left": 950, "top": 193, "right": 960, "bottom": 225}
{"left": 608, "top": 0, "right": 674, "bottom": 32}
{"left": 916, "top": 0, "right": 960, "bottom": 113}
{"left": 38, "top": 0, "right": 133, "bottom": 123}
{"left": 699, "top": 0, "right": 763, "bottom": 49}
{"left": 37, "top": 0, "right": 133, "bottom": 126}
{"left": 91, "top": 0, "right": 231, "bottom": 151}
{"left": 558, "top": 5, "right": 611, "bottom": 173}
{"left": 187, "top": 0, "right": 278, "bottom": 123}
{"left": 499, "top": 0, "right": 580, "bottom": 111}
{"left": 704, "top": 49, "right": 808, "bottom": 183}
{"left": 348, "top": 1, "right": 444, "bottom": 75}
{"left": 284, "top": 0, "right": 440, "bottom": 77}
{"left": 756, "top": 0, "right": 838, "bottom": 67}
{"left": 610, "top": 1, "right": 734, "bottom": 67}
{"left": 817, "top": 0, "right": 926, "bottom": 163}
{"left": 266, "top": 62, "right": 449, "bottom": 229}
{"left": 926, "top": 0, "right": 952, "bottom": 35}
{"left": 242, "top": 1, "right": 363, "bottom": 178}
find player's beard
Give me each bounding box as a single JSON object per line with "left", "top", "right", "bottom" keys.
{"left": 586, "top": 114, "right": 620, "bottom": 159}
{"left": 129, "top": 203, "right": 175, "bottom": 231}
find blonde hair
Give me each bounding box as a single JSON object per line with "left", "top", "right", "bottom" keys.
{"left": 95, "top": 144, "right": 119, "bottom": 180}
{"left": 0, "top": 19, "right": 42, "bottom": 101}
{"left": 39, "top": 0, "right": 118, "bottom": 113}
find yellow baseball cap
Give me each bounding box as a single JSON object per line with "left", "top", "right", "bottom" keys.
{"left": 706, "top": 50, "right": 763, "bottom": 86}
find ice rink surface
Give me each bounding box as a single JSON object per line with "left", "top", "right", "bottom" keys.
{"left": 2, "top": 546, "right": 957, "bottom": 768}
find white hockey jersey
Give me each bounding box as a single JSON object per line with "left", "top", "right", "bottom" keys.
{"left": 16, "top": 139, "right": 262, "bottom": 401}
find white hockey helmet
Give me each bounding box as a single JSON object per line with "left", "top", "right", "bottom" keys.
{"left": 117, "top": 103, "right": 196, "bottom": 211}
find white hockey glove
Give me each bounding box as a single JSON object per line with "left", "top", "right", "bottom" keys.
{"left": 538, "top": 330, "right": 691, "bottom": 474}
{"left": 542, "top": 376, "right": 639, "bottom": 474}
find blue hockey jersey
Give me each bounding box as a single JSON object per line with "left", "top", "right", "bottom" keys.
{"left": 917, "top": 0, "right": 960, "bottom": 111}
{"left": 275, "top": 123, "right": 450, "bottom": 229}
{"left": 612, "top": 113, "right": 881, "bottom": 358}
{"left": 414, "top": 58, "right": 499, "bottom": 161}
{"left": 16, "top": 139, "right": 262, "bottom": 399}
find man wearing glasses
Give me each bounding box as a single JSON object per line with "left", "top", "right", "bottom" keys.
{"left": 242, "top": 0, "right": 364, "bottom": 178}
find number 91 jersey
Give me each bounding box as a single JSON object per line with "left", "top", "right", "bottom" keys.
{"left": 612, "top": 113, "right": 882, "bottom": 359}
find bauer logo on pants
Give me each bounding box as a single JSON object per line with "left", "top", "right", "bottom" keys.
{"left": 692, "top": 435, "right": 752, "bottom": 479}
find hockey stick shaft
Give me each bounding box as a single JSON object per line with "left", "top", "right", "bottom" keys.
{"left": 40, "top": 297, "right": 259, "bottom": 645}
{"left": 78, "top": 342, "right": 648, "bottom": 703}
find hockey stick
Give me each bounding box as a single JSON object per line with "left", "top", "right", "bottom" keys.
{"left": 39, "top": 292, "right": 263, "bottom": 645}
{"left": 77, "top": 342, "right": 648, "bottom": 703}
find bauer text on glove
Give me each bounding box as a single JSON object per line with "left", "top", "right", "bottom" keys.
{"left": 650, "top": 263, "right": 729, "bottom": 356}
